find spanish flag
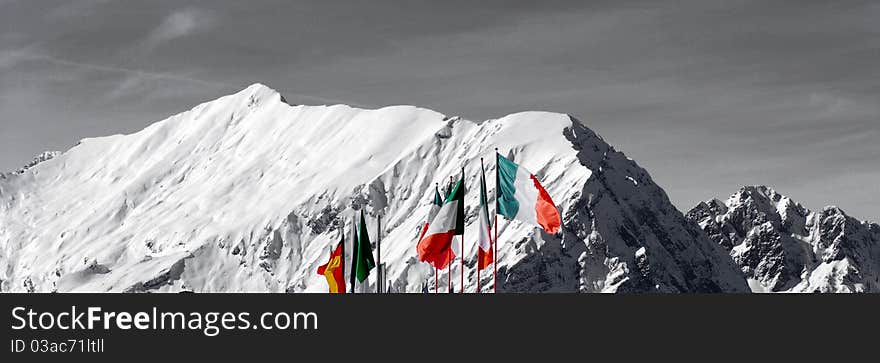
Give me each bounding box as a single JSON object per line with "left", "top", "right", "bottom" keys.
{"left": 317, "top": 238, "right": 346, "bottom": 294}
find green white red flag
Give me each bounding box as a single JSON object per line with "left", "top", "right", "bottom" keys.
{"left": 496, "top": 153, "right": 561, "bottom": 234}
{"left": 418, "top": 185, "right": 443, "bottom": 243}
{"left": 477, "top": 163, "right": 493, "bottom": 270}
{"left": 417, "top": 175, "right": 464, "bottom": 269}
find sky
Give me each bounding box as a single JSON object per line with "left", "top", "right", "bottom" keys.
{"left": 0, "top": 0, "right": 877, "bottom": 221}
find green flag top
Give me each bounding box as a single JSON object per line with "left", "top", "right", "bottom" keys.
{"left": 355, "top": 210, "right": 376, "bottom": 282}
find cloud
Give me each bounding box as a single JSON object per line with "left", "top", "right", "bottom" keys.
{"left": 0, "top": 46, "right": 358, "bottom": 106}
{"left": 46, "top": 0, "right": 114, "bottom": 19}
{"left": 139, "top": 8, "right": 213, "bottom": 52}
{"left": 0, "top": 43, "right": 44, "bottom": 69}
{"left": 0, "top": 48, "right": 27, "bottom": 69}
{"left": 13, "top": 51, "right": 225, "bottom": 88}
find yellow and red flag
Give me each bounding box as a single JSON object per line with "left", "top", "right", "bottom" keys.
{"left": 317, "top": 241, "right": 345, "bottom": 293}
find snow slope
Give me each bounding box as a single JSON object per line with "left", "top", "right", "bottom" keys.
{"left": 0, "top": 84, "right": 748, "bottom": 293}
{"left": 687, "top": 186, "right": 880, "bottom": 293}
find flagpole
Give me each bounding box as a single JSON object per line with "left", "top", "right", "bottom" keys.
{"left": 460, "top": 166, "right": 465, "bottom": 294}
{"left": 435, "top": 182, "right": 439, "bottom": 294}
{"left": 478, "top": 159, "right": 483, "bottom": 294}
{"left": 494, "top": 148, "right": 499, "bottom": 294}
{"left": 425, "top": 182, "right": 440, "bottom": 294}
{"left": 350, "top": 213, "right": 357, "bottom": 294}
{"left": 340, "top": 218, "right": 346, "bottom": 294}
{"left": 445, "top": 175, "right": 453, "bottom": 294}
{"left": 447, "top": 249, "right": 452, "bottom": 293}
{"left": 377, "top": 214, "right": 382, "bottom": 294}
{"left": 494, "top": 214, "right": 498, "bottom": 293}
{"left": 448, "top": 175, "right": 454, "bottom": 294}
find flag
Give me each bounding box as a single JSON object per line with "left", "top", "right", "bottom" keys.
{"left": 496, "top": 153, "right": 561, "bottom": 234}
{"left": 355, "top": 210, "right": 376, "bottom": 283}
{"left": 477, "top": 163, "right": 494, "bottom": 270}
{"left": 417, "top": 174, "right": 464, "bottom": 269}
{"left": 316, "top": 239, "right": 345, "bottom": 293}
{"left": 348, "top": 215, "right": 357, "bottom": 292}
{"left": 418, "top": 185, "right": 444, "bottom": 242}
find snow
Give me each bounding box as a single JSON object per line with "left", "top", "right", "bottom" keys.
{"left": 793, "top": 258, "right": 863, "bottom": 293}
{"left": 2, "top": 84, "right": 449, "bottom": 292}
{"left": 746, "top": 278, "right": 769, "bottom": 293}
{"left": 634, "top": 246, "right": 646, "bottom": 258}
{"left": 1, "top": 83, "right": 748, "bottom": 293}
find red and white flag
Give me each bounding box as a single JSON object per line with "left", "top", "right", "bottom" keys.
{"left": 417, "top": 176, "right": 464, "bottom": 269}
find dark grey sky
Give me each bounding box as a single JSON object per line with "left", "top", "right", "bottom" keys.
{"left": 1, "top": 0, "right": 878, "bottom": 220}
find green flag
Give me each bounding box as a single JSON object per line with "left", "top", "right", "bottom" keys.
{"left": 447, "top": 171, "right": 465, "bottom": 235}
{"left": 433, "top": 185, "right": 443, "bottom": 206}
{"left": 355, "top": 210, "right": 376, "bottom": 282}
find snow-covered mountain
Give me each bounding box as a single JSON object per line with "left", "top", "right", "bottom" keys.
{"left": 0, "top": 83, "right": 748, "bottom": 293}
{"left": 687, "top": 186, "right": 880, "bottom": 293}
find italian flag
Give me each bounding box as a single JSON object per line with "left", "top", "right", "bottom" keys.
{"left": 316, "top": 238, "right": 345, "bottom": 293}
{"left": 417, "top": 174, "right": 464, "bottom": 269}
{"left": 417, "top": 185, "right": 443, "bottom": 243}
{"left": 476, "top": 163, "right": 494, "bottom": 270}
{"left": 496, "top": 153, "right": 561, "bottom": 234}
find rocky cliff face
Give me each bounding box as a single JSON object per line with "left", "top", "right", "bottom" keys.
{"left": 0, "top": 83, "right": 748, "bottom": 293}
{"left": 688, "top": 186, "right": 880, "bottom": 292}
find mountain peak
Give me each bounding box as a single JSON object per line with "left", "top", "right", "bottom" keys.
{"left": 688, "top": 185, "right": 880, "bottom": 292}
{"left": 226, "top": 82, "right": 285, "bottom": 108}
{"left": 740, "top": 184, "right": 770, "bottom": 192}
{"left": 820, "top": 205, "right": 846, "bottom": 216}
{"left": 238, "top": 82, "right": 280, "bottom": 97}
{"left": 730, "top": 185, "right": 780, "bottom": 203}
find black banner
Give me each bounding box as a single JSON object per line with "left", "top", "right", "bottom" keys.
{"left": 1, "top": 294, "right": 877, "bottom": 360}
